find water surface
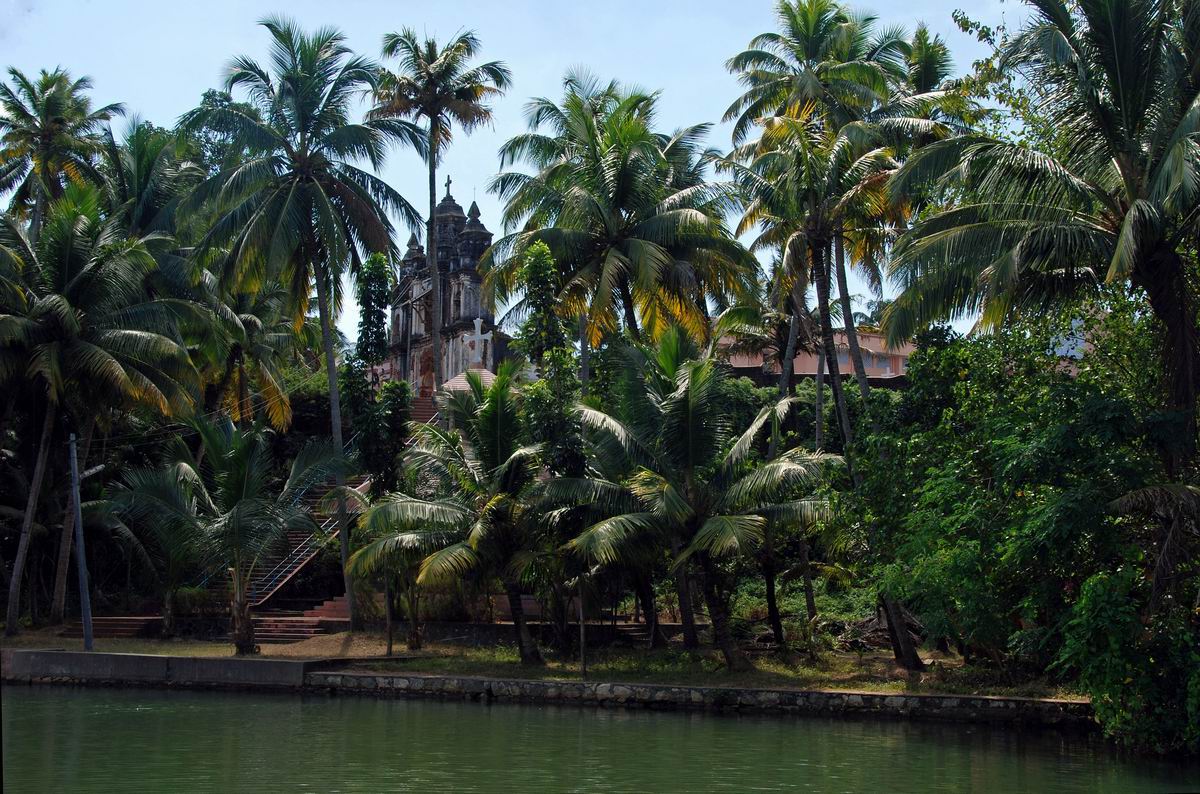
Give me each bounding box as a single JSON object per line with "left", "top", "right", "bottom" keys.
{"left": 3, "top": 684, "right": 1196, "bottom": 792}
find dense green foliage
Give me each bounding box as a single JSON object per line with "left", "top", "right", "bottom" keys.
{"left": 1, "top": 0, "right": 1197, "bottom": 754}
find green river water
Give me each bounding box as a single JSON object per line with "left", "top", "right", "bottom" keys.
{"left": 2, "top": 685, "right": 1197, "bottom": 792}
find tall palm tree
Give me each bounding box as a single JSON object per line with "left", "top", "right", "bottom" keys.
{"left": 352, "top": 361, "right": 546, "bottom": 664}
{"left": 114, "top": 419, "right": 342, "bottom": 653}
{"left": 0, "top": 68, "right": 123, "bottom": 242}
{"left": 483, "top": 71, "right": 756, "bottom": 348}
{"left": 0, "top": 185, "right": 195, "bottom": 635}
{"left": 726, "top": 0, "right": 908, "bottom": 425}
{"left": 551, "top": 328, "right": 832, "bottom": 670}
{"left": 180, "top": 17, "right": 426, "bottom": 627}
{"left": 371, "top": 29, "right": 510, "bottom": 390}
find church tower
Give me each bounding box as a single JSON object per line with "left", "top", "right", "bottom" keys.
{"left": 383, "top": 181, "right": 507, "bottom": 409}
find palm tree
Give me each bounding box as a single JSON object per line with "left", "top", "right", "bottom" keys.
{"left": 0, "top": 186, "right": 195, "bottom": 635}
{"left": 553, "top": 329, "right": 832, "bottom": 670}
{"left": 371, "top": 29, "right": 511, "bottom": 391}
{"left": 726, "top": 0, "right": 912, "bottom": 414}
{"left": 352, "top": 361, "right": 546, "bottom": 664}
{"left": 482, "top": 71, "right": 755, "bottom": 349}
{"left": 180, "top": 16, "right": 426, "bottom": 627}
{"left": 114, "top": 419, "right": 342, "bottom": 653}
{"left": 886, "top": 0, "right": 1200, "bottom": 473}
{"left": 0, "top": 68, "right": 124, "bottom": 242}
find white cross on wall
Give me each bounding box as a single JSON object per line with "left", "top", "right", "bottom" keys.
{"left": 466, "top": 317, "right": 493, "bottom": 368}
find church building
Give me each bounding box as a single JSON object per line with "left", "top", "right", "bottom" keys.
{"left": 378, "top": 180, "right": 509, "bottom": 412}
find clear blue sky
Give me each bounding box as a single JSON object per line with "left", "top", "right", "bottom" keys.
{"left": 4, "top": 0, "right": 1017, "bottom": 339}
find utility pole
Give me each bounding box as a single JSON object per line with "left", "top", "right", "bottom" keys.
{"left": 68, "top": 433, "right": 94, "bottom": 651}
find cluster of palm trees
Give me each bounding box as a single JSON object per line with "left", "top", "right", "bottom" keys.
{"left": 2, "top": 0, "right": 1196, "bottom": 674}
{"left": 0, "top": 16, "right": 507, "bottom": 636}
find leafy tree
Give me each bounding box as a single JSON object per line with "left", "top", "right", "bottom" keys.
{"left": 355, "top": 252, "right": 392, "bottom": 365}
{"left": 353, "top": 361, "right": 546, "bottom": 664}
{"left": 483, "top": 70, "right": 756, "bottom": 347}
{"left": 553, "top": 328, "right": 832, "bottom": 669}
{"left": 0, "top": 186, "right": 195, "bottom": 635}
{"left": 887, "top": 0, "right": 1200, "bottom": 473}
{"left": 0, "top": 67, "right": 124, "bottom": 241}
{"left": 181, "top": 16, "right": 425, "bottom": 627}
{"left": 113, "top": 419, "right": 342, "bottom": 654}
{"left": 371, "top": 28, "right": 511, "bottom": 390}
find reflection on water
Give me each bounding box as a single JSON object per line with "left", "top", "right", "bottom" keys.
{"left": 2, "top": 685, "right": 1197, "bottom": 792}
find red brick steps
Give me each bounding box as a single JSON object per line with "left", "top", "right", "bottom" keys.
{"left": 60, "top": 616, "right": 162, "bottom": 638}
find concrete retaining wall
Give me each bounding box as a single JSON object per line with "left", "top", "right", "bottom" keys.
{"left": 2, "top": 649, "right": 314, "bottom": 688}
{"left": 305, "top": 671, "right": 1094, "bottom": 727}
{"left": 0, "top": 649, "right": 1093, "bottom": 728}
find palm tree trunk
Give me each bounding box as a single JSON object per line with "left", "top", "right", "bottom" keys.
{"left": 812, "top": 242, "right": 855, "bottom": 459}
{"left": 618, "top": 281, "right": 641, "bottom": 341}
{"left": 50, "top": 416, "right": 95, "bottom": 624}
{"left": 578, "top": 315, "right": 590, "bottom": 393}
{"left": 384, "top": 578, "right": 394, "bottom": 656}
{"left": 814, "top": 347, "right": 825, "bottom": 448}
{"left": 1134, "top": 249, "right": 1199, "bottom": 474}
{"left": 670, "top": 538, "right": 699, "bottom": 648}
{"left": 798, "top": 537, "right": 817, "bottom": 622}
{"left": 763, "top": 548, "right": 787, "bottom": 649}
{"left": 405, "top": 584, "right": 422, "bottom": 651}
{"left": 834, "top": 236, "right": 873, "bottom": 405}
{"left": 427, "top": 133, "right": 444, "bottom": 389}
{"left": 29, "top": 188, "right": 46, "bottom": 247}
{"left": 881, "top": 595, "right": 925, "bottom": 671}
{"left": 314, "top": 265, "right": 356, "bottom": 630}
{"left": 700, "top": 556, "right": 752, "bottom": 671}
{"left": 634, "top": 573, "right": 667, "bottom": 649}
{"left": 505, "top": 583, "right": 543, "bottom": 665}
{"left": 231, "top": 570, "right": 256, "bottom": 655}
{"left": 5, "top": 407, "right": 55, "bottom": 636}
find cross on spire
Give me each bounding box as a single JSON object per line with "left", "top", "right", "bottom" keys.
{"left": 444, "top": 174, "right": 452, "bottom": 195}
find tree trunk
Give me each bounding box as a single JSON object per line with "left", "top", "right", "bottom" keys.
{"left": 161, "top": 590, "right": 176, "bottom": 638}
{"left": 763, "top": 554, "right": 786, "bottom": 648}
{"left": 798, "top": 537, "right": 817, "bottom": 622}
{"left": 29, "top": 187, "right": 46, "bottom": 246}
{"left": 314, "top": 265, "right": 356, "bottom": 630}
{"left": 618, "top": 281, "right": 641, "bottom": 341}
{"left": 427, "top": 134, "right": 444, "bottom": 390}
{"left": 700, "top": 557, "right": 753, "bottom": 671}
{"left": 670, "top": 538, "right": 699, "bottom": 648}
{"left": 882, "top": 596, "right": 925, "bottom": 671}
{"left": 384, "top": 578, "right": 394, "bottom": 656}
{"left": 812, "top": 242, "right": 856, "bottom": 466}
{"left": 814, "top": 347, "right": 825, "bottom": 448}
{"left": 405, "top": 585, "right": 421, "bottom": 651}
{"left": 5, "top": 408, "right": 55, "bottom": 636}
{"left": 505, "top": 583, "right": 543, "bottom": 666}
{"left": 51, "top": 417, "right": 95, "bottom": 624}
{"left": 231, "top": 571, "right": 256, "bottom": 655}
{"left": 634, "top": 573, "right": 667, "bottom": 649}
{"left": 1133, "top": 249, "right": 1199, "bottom": 474}
{"left": 578, "top": 315, "right": 590, "bottom": 393}
{"left": 834, "top": 235, "right": 872, "bottom": 404}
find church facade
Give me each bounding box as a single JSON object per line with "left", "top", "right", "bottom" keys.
{"left": 378, "top": 183, "right": 509, "bottom": 402}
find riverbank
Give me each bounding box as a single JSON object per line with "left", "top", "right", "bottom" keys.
{"left": 1, "top": 646, "right": 1093, "bottom": 728}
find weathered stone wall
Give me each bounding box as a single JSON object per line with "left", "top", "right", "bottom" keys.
{"left": 305, "top": 671, "right": 1094, "bottom": 727}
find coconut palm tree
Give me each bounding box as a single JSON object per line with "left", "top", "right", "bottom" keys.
{"left": 483, "top": 70, "right": 755, "bottom": 347}
{"left": 886, "top": 0, "right": 1200, "bottom": 473}
{"left": 0, "top": 185, "right": 195, "bottom": 635}
{"left": 371, "top": 29, "right": 510, "bottom": 391}
{"left": 352, "top": 360, "right": 546, "bottom": 664}
{"left": 723, "top": 0, "right": 906, "bottom": 144}
{"left": 114, "top": 419, "right": 342, "bottom": 653}
{"left": 180, "top": 16, "right": 426, "bottom": 627}
{"left": 0, "top": 67, "right": 124, "bottom": 242}
{"left": 552, "top": 328, "right": 833, "bottom": 670}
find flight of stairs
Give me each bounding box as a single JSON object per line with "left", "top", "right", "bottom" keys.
{"left": 409, "top": 396, "right": 437, "bottom": 424}
{"left": 61, "top": 615, "right": 162, "bottom": 638}
{"left": 250, "top": 596, "right": 350, "bottom": 644}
